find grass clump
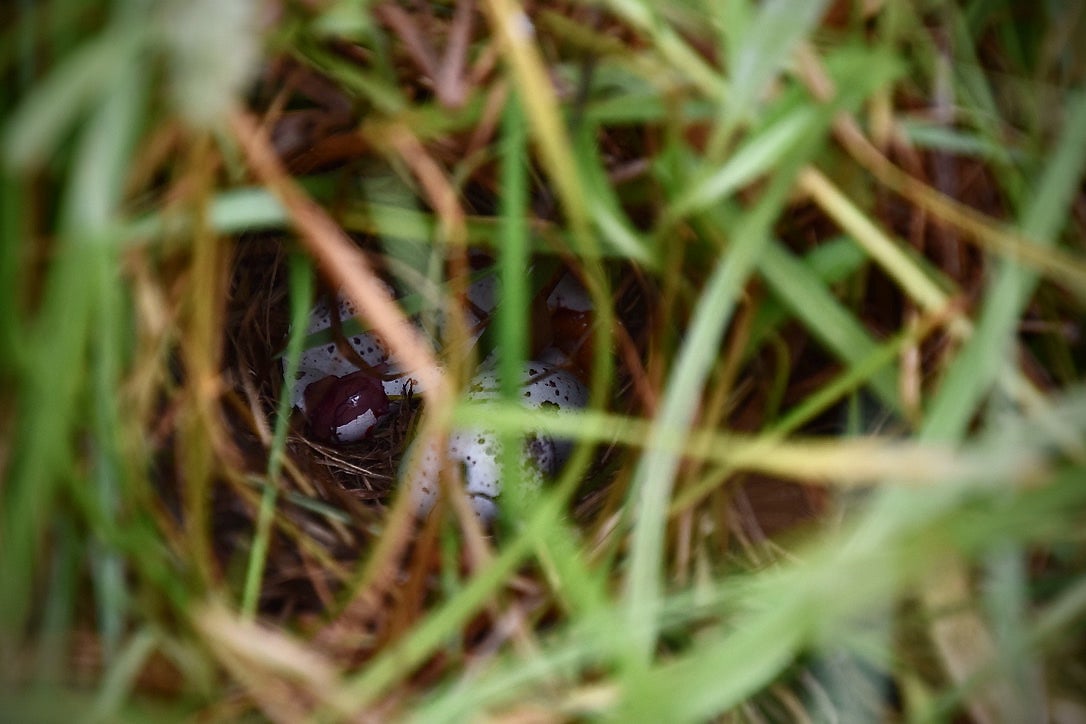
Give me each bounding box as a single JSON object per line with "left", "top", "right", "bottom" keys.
{"left": 2, "top": 1, "right": 1086, "bottom": 721}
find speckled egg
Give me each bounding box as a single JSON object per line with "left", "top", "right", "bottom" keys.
{"left": 401, "top": 361, "right": 588, "bottom": 522}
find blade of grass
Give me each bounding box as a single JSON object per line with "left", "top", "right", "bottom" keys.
{"left": 707, "top": 0, "right": 831, "bottom": 156}
{"left": 757, "top": 240, "right": 902, "bottom": 412}
{"left": 1, "top": 6, "right": 146, "bottom": 643}
{"left": 0, "top": 173, "right": 23, "bottom": 376}
{"left": 585, "top": 94, "right": 717, "bottom": 126}
{"left": 909, "top": 89, "right": 1086, "bottom": 724}
{"left": 745, "top": 236, "right": 868, "bottom": 354}
{"left": 922, "top": 91, "right": 1086, "bottom": 441}
{"left": 496, "top": 89, "right": 531, "bottom": 531}
{"left": 240, "top": 253, "right": 313, "bottom": 619}
{"left": 599, "top": 0, "right": 726, "bottom": 100}
{"left": 982, "top": 544, "right": 1044, "bottom": 720}
{"left": 481, "top": 0, "right": 591, "bottom": 246}
{"left": 33, "top": 514, "right": 81, "bottom": 681}
{"left": 14, "top": 0, "right": 38, "bottom": 86}
{"left": 797, "top": 167, "right": 953, "bottom": 318}
{"left": 572, "top": 123, "right": 656, "bottom": 266}
{"left": 80, "top": 19, "right": 146, "bottom": 660}
{"left": 91, "top": 628, "right": 159, "bottom": 721}
{"left": 667, "top": 105, "right": 823, "bottom": 221}
{"left": 2, "top": 24, "right": 141, "bottom": 169}
{"left": 452, "top": 403, "right": 1031, "bottom": 490}
{"left": 619, "top": 597, "right": 808, "bottom": 722}
{"left": 834, "top": 118, "right": 1086, "bottom": 298}
{"left": 727, "top": 0, "right": 830, "bottom": 121}
{"left": 621, "top": 157, "right": 808, "bottom": 671}
{"left": 208, "top": 187, "right": 288, "bottom": 231}
{"left": 898, "top": 118, "right": 1017, "bottom": 162}
{"left": 296, "top": 43, "right": 406, "bottom": 115}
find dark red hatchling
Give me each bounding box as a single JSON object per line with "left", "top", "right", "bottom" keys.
{"left": 304, "top": 370, "right": 391, "bottom": 443}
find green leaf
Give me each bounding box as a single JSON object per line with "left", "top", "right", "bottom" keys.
{"left": 726, "top": 0, "right": 832, "bottom": 121}
{"left": 2, "top": 26, "right": 141, "bottom": 169}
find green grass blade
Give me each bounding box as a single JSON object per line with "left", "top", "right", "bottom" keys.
{"left": 725, "top": 0, "right": 831, "bottom": 123}
{"left": 572, "top": 124, "right": 656, "bottom": 266}
{"left": 668, "top": 106, "right": 822, "bottom": 220}
{"left": 745, "top": 236, "right": 868, "bottom": 353}
{"left": 80, "top": 36, "right": 146, "bottom": 663}
{"left": 758, "top": 240, "right": 902, "bottom": 412}
{"left": 621, "top": 162, "right": 803, "bottom": 670}
{"left": 0, "top": 173, "right": 24, "bottom": 376}
{"left": 923, "top": 91, "right": 1086, "bottom": 442}
{"left": 2, "top": 26, "right": 141, "bottom": 169}
{"left": 497, "top": 91, "right": 529, "bottom": 388}
{"left": 241, "top": 253, "right": 313, "bottom": 618}
{"left": 600, "top": 0, "right": 726, "bottom": 100}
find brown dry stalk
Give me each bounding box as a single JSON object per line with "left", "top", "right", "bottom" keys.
{"left": 230, "top": 110, "right": 459, "bottom": 661}
{"left": 437, "top": 0, "right": 477, "bottom": 108}
{"left": 383, "top": 124, "right": 467, "bottom": 246}
{"left": 375, "top": 0, "right": 475, "bottom": 109}
{"left": 375, "top": 4, "right": 441, "bottom": 81}
{"left": 466, "top": 81, "right": 510, "bottom": 160}
{"left": 228, "top": 110, "right": 451, "bottom": 413}
{"left": 196, "top": 602, "right": 354, "bottom": 720}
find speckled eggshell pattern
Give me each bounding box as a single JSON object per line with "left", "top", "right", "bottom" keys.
{"left": 466, "top": 362, "right": 588, "bottom": 468}
{"left": 401, "top": 361, "right": 587, "bottom": 522}
{"left": 401, "top": 429, "right": 552, "bottom": 521}
{"left": 287, "top": 283, "right": 592, "bottom": 523}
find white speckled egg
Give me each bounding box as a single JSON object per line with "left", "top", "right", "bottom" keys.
{"left": 465, "top": 362, "right": 588, "bottom": 468}
{"left": 546, "top": 272, "right": 593, "bottom": 313}
{"left": 401, "top": 361, "right": 588, "bottom": 522}
{"left": 402, "top": 429, "right": 551, "bottom": 521}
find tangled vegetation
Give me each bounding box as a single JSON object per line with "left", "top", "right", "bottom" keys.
{"left": 3, "top": 1, "right": 1086, "bottom": 721}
